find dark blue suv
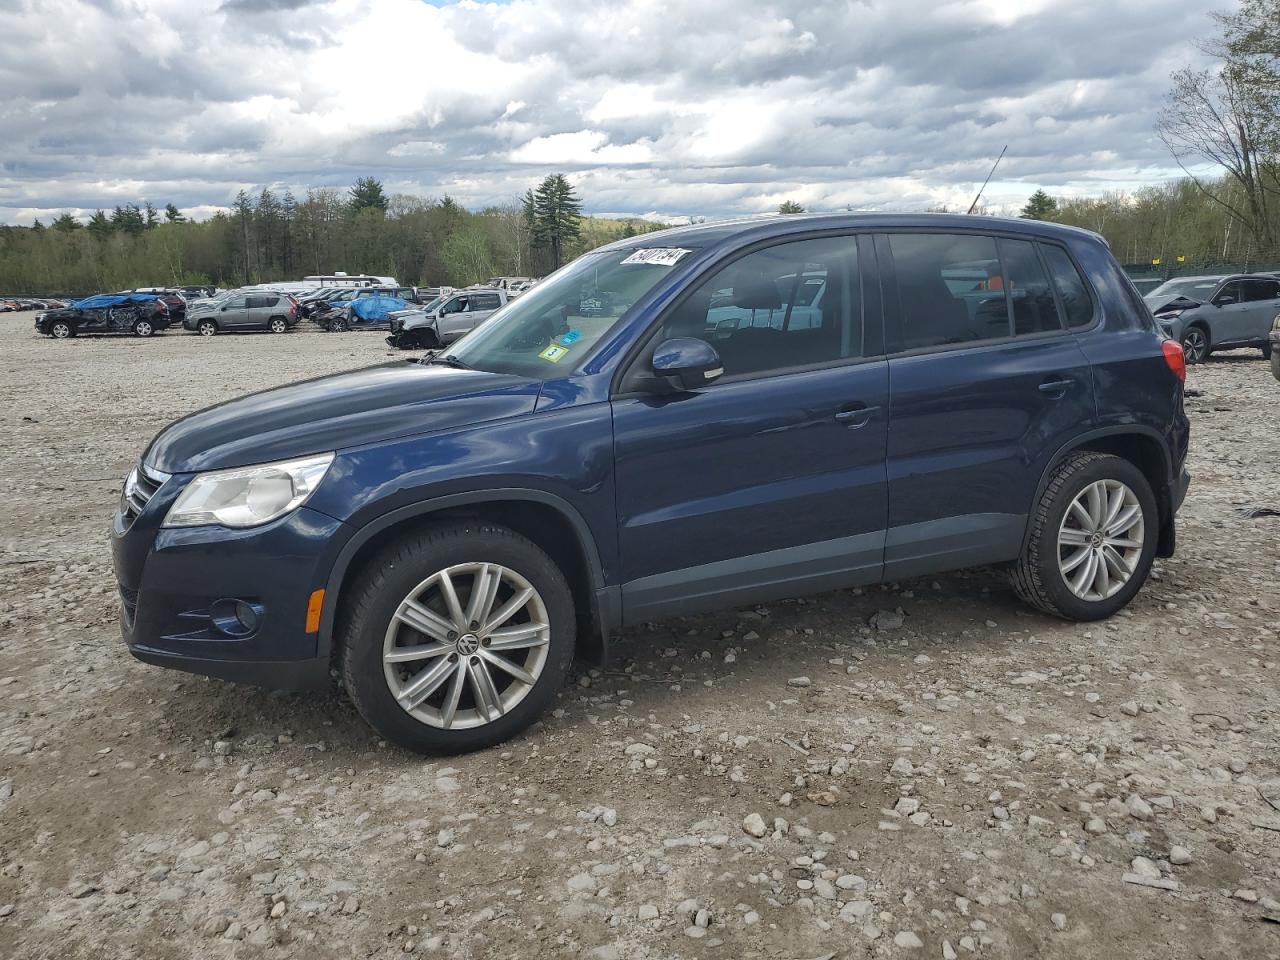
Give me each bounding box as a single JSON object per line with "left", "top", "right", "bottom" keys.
{"left": 111, "top": 214, "right": 1190, "bottom": 753}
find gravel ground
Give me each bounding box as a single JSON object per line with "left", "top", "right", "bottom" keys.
{"left": 0, "top": 310, "right": 1277, "bottom": 960}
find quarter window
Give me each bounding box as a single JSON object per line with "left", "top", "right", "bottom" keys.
{"left": 1040, "top": 245, "right": 1094, "bottom": 329}
{"left": 1000, "top": 239, "right": 1062, "bottom": 336}
{"left": 1242, "top": 279, "right": 1280, "bottom": 302}
{"left": 660, "top": 236, "right": 863, "bottom": 378}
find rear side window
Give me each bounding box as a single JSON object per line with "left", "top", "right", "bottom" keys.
{"left": 473, "top": 293, "right": 500, "bottom": 309}
{"left": 1242, "top": 278, "right": 1280, "bottom": 302}
{"left": 1000, "top": 238, "right": 1062, "bottom": 336}
{"left": 889, "top": 233, "right": 1008, "bottom": 348}
{"left": 1041, "top": 245, "right": 1094, "bottom": 329}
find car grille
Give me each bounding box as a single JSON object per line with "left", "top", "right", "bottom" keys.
{"left": 122, "top": 463, "right": 170, "bottom": 526}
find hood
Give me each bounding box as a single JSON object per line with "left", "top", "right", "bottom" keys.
{"left": 144, "top": 362, "right": 541, "bottom": 474}
{"left": 1147, "top": 295, "right": 1202, "bottom": 315}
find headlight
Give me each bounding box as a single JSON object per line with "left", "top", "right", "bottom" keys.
{"left": 1153, "top": 310, "right": 1183, "bottom": 321}
{"left": 163, "top": 453, "right": 334, "bottom": 529}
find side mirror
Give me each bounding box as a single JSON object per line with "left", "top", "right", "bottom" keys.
{"left": 1214, "top": 295, "right": 1236, "bottom": 307}
{"left": 651, "top": 337, "right": 724, "bottom": 391}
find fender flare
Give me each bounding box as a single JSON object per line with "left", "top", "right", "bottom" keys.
{"left": 315, "top": 488, "right": 613, "bottom": 663}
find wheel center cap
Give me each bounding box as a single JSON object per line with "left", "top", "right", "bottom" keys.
{"left": 455, "top": 633, "right": 480, "bottom": 655}
{"left": 1090, "top": 532, "right": 1104, "bottom": 547}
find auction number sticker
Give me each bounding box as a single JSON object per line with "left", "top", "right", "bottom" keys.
{"left": 538, "top": 343, "right": 570, "bottom": 363}
{"left": 621, "top": 248, "right": 692, "bottom": 266}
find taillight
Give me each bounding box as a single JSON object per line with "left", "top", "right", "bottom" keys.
{"left": 1161, "top": 338, "right": 1186, "bottom": 382}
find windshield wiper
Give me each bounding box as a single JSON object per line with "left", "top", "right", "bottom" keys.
{"left": 423, "top": 353, "right": 472, "bottom": 370}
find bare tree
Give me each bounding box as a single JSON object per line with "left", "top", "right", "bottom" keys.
{"left": 1158, "top": 6, "right": 1279, "bottom": 249}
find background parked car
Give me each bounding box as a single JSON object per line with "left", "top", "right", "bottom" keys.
{"left": 36, "top": 292, "right": 170, "bottom": 338}
{"left": 319, "top": 294, "right": 408, "bottom": 331}
{"left": 386, "top": 288, "right": 506, "bottom": 348}
{"left": 1145, "top": 274, "right": 1280, "bottom": 362}
{"left": 185, "top": 291, "right": 299, "bottom": 335}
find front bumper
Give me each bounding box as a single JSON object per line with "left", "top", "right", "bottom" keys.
{"left": 110, "top": 477, "right": 348, "bottom": 691}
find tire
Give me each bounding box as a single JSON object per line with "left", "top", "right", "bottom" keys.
{"left": 50, "top": 320, "right": 74, "bottom": 339}
{"left": 197, "top": 320, "right": 218, "bottom": 337}
{"left": 1262, "top": 340, "right": 1272, "bottom": 361}
{"left": 338, "top": 522, "right": 576, "bottom": 754}
{"left": 329, "top": 318, "right": 348, "bottom": 332}
{"left": 269, "top": 317, "right": 288, "bottom": 334}
{"left": 133, "top": 319, "right": 155, "bottom": 338}
{"left": 1011, "top": 452, "right": 1158, "bottom": 621}
{"left": 1181, "top": 325, "right": 1208, "bottom": 364}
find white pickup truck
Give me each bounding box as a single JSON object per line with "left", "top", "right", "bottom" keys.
{"left": 386, "top": 287, "right": 508, "bottom": 349}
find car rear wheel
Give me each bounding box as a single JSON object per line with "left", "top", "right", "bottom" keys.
{"left": 134, "top": 319, "right": 155, "bottom": 337}
{"left": 329, "top": 318, "right": 348, "bottom": 332}
{"left": 197, "top": 320, "right": 217, "bottom": 336}
{"left": 269, "top": 317, "right": 288, "bottom": 334}
{"left": 1011, "top": 452, "right": 1157, "bottom": 621}
{"left": 50, "top": 321, "right": 74, "bottom": 339}
{"left": 339, "top": 522, "right": 575, "bottom": 754}
{"left": 1181, "top": 326, "right": 1208, "bottom": 364}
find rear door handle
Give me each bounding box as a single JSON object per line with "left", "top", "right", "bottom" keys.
{"left": 1038, "top": 378, "right": 1074, "bottom": 396}
{"left": 834, "top": 404, "right": 880, "bottom": 428}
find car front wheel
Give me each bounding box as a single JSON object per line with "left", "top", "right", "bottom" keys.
{"left": 339, "top": 522, "right": 576, "bottom": 754}
{"left": 50, "top": 321, "right": 74, "bottom": 339}
{"left": 1011, "top": 452, "right": 1157, "bottom": 621}
{"left": 134, "top": 319, "right": 155, "bottom": 337}
{"left": 197, "top": 320, "right": 218, "bottom": 336}
{"left": 1181, "top": 326, "right": 1208, "bottom": 364}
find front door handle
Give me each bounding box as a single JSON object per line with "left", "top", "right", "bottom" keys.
{"left": 1038, "top": 378, "right": 1074, "bottom": 396}
{"left": 834, "top": 404, "right": 880, "bottom": 428}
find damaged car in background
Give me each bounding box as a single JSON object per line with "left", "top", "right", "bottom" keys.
{"left": 386, "top": 287, "right": 507, "bottom": 349}
{"left": 317, "top": 293, "right": 409, "bottom": 332}
{"left": 35, "top": 292, "right": 172, "bottom": 339}
{"left": 1145, "top": 274, "right": 1280, "bottom": 363}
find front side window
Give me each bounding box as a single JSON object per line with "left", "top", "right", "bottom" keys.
{"left": 656, "top": 236, "right": 862, "bottom": 378}
{"left": 448, "top": 247, "right": 694, "bottom": 377}
{"left": 1215, "top": 280, "right": 1243, "bottom": 303}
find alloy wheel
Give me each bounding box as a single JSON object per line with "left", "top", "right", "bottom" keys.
{"left": 270, "top": 319, "right": 287, "bottom": 333}
{"left": 135, "top": 321, "right": 153, "bottom": 337}
{"left": 52, "top": 323, "right": 71, "bottom": 338}
{"left": 1182, "top": 328, "right": 1206, "bottom": 363}
{"left": 382, "top": 562, "right": 551, "bottom": 730}
{"left": 1057, "top": 479, "right": 1145, "bottom": 602}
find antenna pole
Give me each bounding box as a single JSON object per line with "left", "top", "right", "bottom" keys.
{"left": 967, "top": 145, "right": 1007, "bottom": 215}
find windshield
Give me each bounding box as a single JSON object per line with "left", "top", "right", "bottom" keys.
{"left": 419, "top": 296, "right": 444, "bottom": 313}
{"left": 447, "top": 246, "right": 695, "bottom": 377}
{"left": 1145, "top": 278, "right": 1221, "bottom": 303}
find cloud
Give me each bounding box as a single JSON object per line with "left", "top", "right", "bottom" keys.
{"left": 0, "top": 0, "right": 1222, "bottom": 225}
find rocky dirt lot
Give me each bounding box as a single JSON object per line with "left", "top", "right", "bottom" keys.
{"left": 0, "top": 311, "right": 1276, "bottom": 960}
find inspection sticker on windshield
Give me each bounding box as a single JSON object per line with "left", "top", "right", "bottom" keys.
{"left": 538, "top": 343, "right": 569, "bottom": 363}
{"left": 556, "top": 329, "right": 582, "bottom": 346}
{"left": 621, "top": 247, "right": 692, "bottom": 266}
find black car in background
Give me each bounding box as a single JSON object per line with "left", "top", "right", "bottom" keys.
{"left": 36, "top": 293, "right": 170, "bottom": 338}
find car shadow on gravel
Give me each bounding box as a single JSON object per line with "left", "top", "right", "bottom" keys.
{"left": 143, "top": 564, "right": 1050, "bottom": 759}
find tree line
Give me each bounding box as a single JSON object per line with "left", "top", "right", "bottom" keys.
{"left": 0, "top": 174, "right": 664, "bottom": 296}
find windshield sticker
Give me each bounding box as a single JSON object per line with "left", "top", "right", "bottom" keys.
{"left": 538, "top": 343, "right": 569, "bottom": 363}
{"left": 556, "top": 329, "right": 582, "bottom": 346}
{"left": 621, "top": 248, "right": 692, "bottom": 267}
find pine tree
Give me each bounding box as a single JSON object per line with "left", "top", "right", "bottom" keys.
{"left": 51, "top": 213, "right": 81, "bottom": 231}
{"left": 31, "top": 218, "right": 44, "bottom": 231}
{"left": 778, "top": 200, "right": 805, "bottom": 214}
{"left": 164, "top": 203, "right": 186, "bottom": 223}
{"left": 1020, "top": 189, "right": 1059, "bottom": 221}
{"left": 111, "top": 204, "right": 146, "bottom": 236}
{"left": 348, "top": 176, "right": 388, "bottom": 212}
{"left": 531, "top": 174, "right": 582, "bottom": 271}
{"left": 234, "top": 190, "right": 253, "bottom": 284}
{"left": 144, "top": 201, "right": 159, "bottom": 229}
{"left": 87, "top": 210, "right": 112, "bottom": 239}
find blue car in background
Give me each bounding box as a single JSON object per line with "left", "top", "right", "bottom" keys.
{"left": 318, "top": 294, "right": 409, "bottom": 332}
{"left": 111, "top": 213, "right": 1189, "bottom": 754}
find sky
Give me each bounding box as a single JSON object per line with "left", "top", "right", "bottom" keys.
{"left": 0, "top": 0, "right": 1225, "bottom": 226}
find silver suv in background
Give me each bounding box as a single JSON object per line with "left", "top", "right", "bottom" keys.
{"left": 1146, "top": 274, "right": 1280, "bottom": 363}
{"left": 387, "top": 288, "right": 507, "bottom": 349}
{"left": 185, "top": 291, "right": 299, "bottom": 335}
